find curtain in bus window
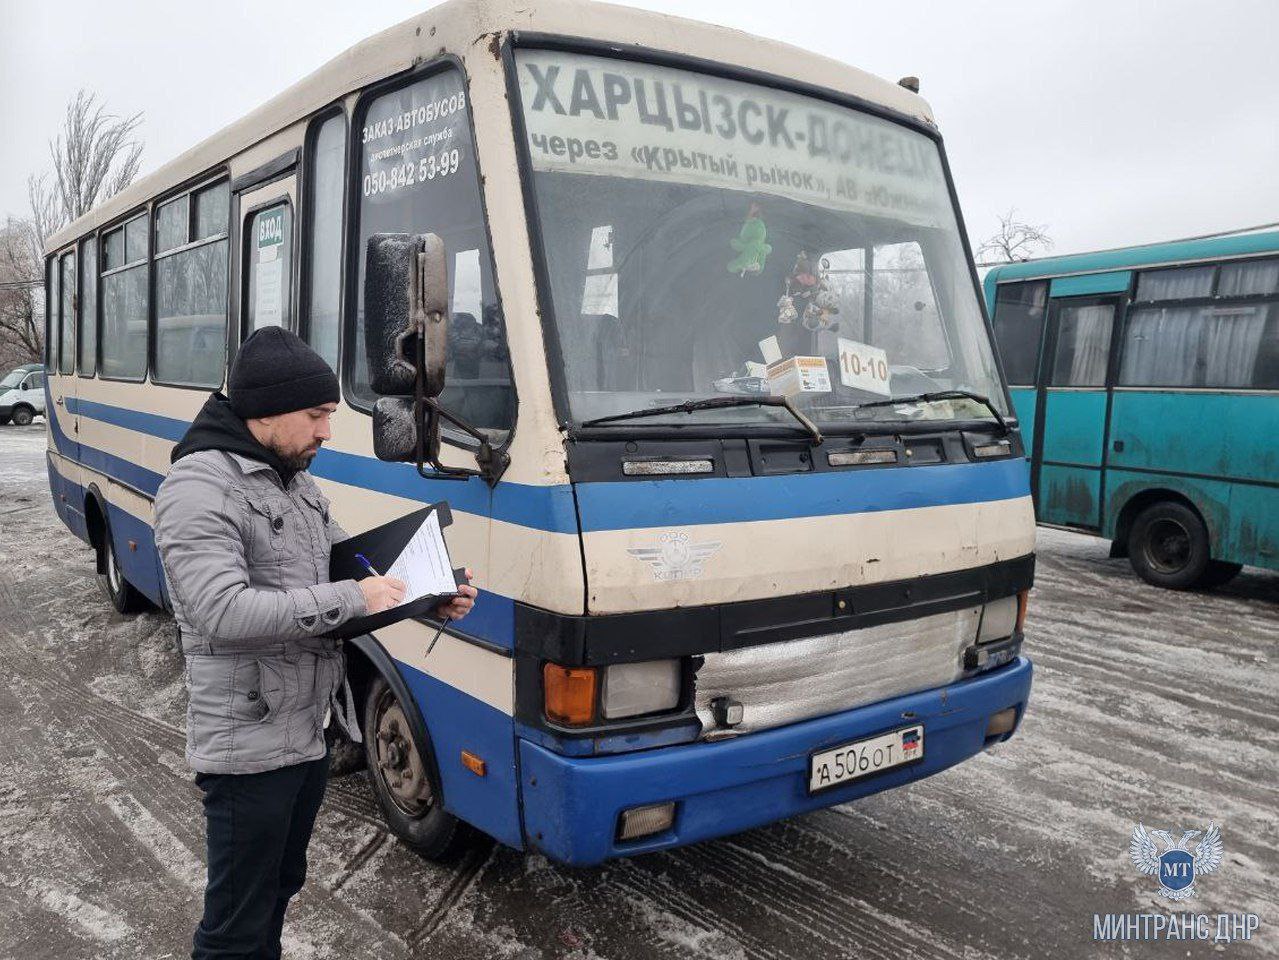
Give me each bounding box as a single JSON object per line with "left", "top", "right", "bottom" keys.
{"left": 1051, "top": 304, "right": 1112, "bottom": 386}
{"left": 1120, "top": 304, "right": 1266, "bottom": 387}
{"left": 1135, "top": 265, "right": 1214, "bottom": 301}
{"left": 1201, "top": 305, "right": 1266, "bottom": 387}
{"left": 1217, "top": 259, "right": 1279, "bottom": 297}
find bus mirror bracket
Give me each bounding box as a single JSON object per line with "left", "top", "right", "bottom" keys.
{"left": 371, "top": 395, "right": 509, "bottom": 486}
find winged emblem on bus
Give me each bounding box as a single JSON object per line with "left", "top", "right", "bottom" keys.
{"left": 627, "top": 532, "right": 721, "bottom": 582}
{"left": 1130, "top": 821, "right": 1223, "bottom": 900}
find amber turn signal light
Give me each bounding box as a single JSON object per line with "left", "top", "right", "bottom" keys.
{"left": 544, "top": 663, "right": 598, "bottom": 726}
{"left": 1015, "top": 589, "right": 1030, "bottom": 633}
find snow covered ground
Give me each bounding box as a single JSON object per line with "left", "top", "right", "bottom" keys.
{"left": 0, "top": 422, "right": 1275, "bottom": 959}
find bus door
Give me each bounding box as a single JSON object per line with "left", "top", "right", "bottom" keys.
{"left": 1032, "top": 295, "right": 1120, "bottom": 529}
{"left": 236, "top": 173, "right": 298, "bottom": 342}
{"left": 53, "top": 250, "right": 80, "bottom": 462}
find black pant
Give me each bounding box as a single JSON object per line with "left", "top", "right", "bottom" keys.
{"left": 192, "top": 752, "right": 330, "bottom": 960}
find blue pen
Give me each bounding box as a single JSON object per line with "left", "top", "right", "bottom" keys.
{"left": 354, "top": 553, "right": 381, "bottom": 577}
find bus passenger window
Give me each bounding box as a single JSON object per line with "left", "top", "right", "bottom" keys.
{"left": 79, "top": 237, "right": 98, "bottom": 376}
{"left": 991, "top": 281, "right": 1048, "bottom": 385}
{"left": 1217, "top": 258, "right": 1279, "bottom": 297}
{"left": 304, "top": 113, "right": 345, "bottom": 372}
{"left": 1120, "top": 303, "right": 1272, "bottom": 388}
{"left": 1050, "top": 304, "right": 1113, "bottom": 386}
{"left": 101, "top": 214, "right": 149, "bottom": 380}
{"left": 1135, "top": 265, "right": 1214, "bottom": 301}
{"left": 155, "top": 180, "right": 229, "bottom": 387}
{"left": 246, "top": 204, "right": 293, "bottom": 334}
{"left": 351, "top": 67, "right": 513, "bottom": 435}
{"left": 59, "top": 253, "right": 75, "bottom": 375}
{"left": 45, "top": 259, "right": 56, "bottom": 369}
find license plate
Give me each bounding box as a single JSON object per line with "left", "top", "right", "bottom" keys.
{"left": 808, "top": 725, "right": 924, "bottom": 793}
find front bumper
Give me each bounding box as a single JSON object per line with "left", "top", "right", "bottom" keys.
{"left": 518, "top": 656, "right": 1032, "bottom": 866}
{"left": 0, "top": 405, "right": 13, "bottom": 418}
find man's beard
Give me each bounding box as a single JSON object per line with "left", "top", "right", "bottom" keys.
{"left": 281, "top": 451, "right": 316, "bottom": 471}
{"left": 265, "top": 439, "right": 318, "bottom": 472}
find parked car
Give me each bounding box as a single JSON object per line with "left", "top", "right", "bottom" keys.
{"left": 0, "top": 364, "right": 46, "bottom": 426}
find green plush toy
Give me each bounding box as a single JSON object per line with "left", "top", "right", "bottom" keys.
{"left": 727, "top": 203, "right": 771, "bottom": 276}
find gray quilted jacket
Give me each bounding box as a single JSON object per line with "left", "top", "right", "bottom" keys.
{"left": 154, "top": 447, "right": 367, "bottom": 774}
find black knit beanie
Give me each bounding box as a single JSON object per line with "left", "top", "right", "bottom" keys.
{"left": 228, "top": 327, "right": 340, "bottom": 419}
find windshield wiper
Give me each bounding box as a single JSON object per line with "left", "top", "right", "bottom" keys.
{"left": 853, "top": 390, "right": 1009, "bottom": 434}
{"left": 580, "top": 395, "right": 824, "bottom": 444}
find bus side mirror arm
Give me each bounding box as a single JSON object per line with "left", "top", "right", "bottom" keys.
{"left": 371, "top": 392, "right": 510, "bottom": 486}
{"left": 417, "top": 395, "right": 510, "bottom": 486}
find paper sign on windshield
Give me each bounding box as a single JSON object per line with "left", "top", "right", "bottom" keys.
{"left": 836, "top": 337, "right": 891, "bottom": 396}
{"left": 516, "top": 50, "right": 950, "bottom": 230}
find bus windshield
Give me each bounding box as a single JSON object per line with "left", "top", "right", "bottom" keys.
{"left": 516, "top": 50, "right": 1005, "bottom": 429}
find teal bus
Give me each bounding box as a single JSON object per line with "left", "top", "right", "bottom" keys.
{"left": 984, "top": 230, "right": 1279, "bottom": 589}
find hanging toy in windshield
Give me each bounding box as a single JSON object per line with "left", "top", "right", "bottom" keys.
{"left": 780, "top": 251, "right": 840, "bottom": 332}
{"left": 726, "top": 202, "right": 772, "bottom": 276}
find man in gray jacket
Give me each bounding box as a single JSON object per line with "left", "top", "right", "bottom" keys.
{"left": 155, "top": 327, "right": 475, "bottom": 959}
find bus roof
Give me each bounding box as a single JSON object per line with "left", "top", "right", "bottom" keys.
{"left": 46, "top": 0, "right": 933, "bottom": 254}
{"left": 984, "top": 228, "right": 1279, "bottom": 288}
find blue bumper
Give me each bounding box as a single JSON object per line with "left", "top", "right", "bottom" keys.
{"left": 518, "top": 657, "right": 1033, "bottom": 866}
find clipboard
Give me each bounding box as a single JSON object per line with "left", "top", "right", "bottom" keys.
{"left": 327, "top": 502, "right": 465, "bottom": 639}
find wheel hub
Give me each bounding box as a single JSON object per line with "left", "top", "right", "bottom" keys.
{"left": 1145, "top": 518, "right": 1191, "bottom": 573}
{"left": 374, "top": 695, "right": 433, "bottom": 815}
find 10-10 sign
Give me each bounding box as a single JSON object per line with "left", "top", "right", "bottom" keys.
{"left": 837, "top": 337, "right": 891, "bottom": 396}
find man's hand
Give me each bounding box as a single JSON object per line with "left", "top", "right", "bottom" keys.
{"left": 436, "top": 568, "right": 478, "bottom": 621}
{"left": 359, "top": 576, "right": 407, "bottom": 614}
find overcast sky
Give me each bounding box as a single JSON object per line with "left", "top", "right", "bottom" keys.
{"left": 3, "top": 0, "right": 1277, "bottom": 258}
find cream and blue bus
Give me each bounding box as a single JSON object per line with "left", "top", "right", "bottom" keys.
{"left": 985, "top": 230, "right": 1279, "bottom": 589}
{"left": 41, "top": 0, "right": 1035, "bottom": 865}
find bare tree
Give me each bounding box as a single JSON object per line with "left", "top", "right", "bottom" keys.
{"left": 0, "top": 219, "right": 43, "bottom": 367}
{"left": 27, "top": 90, "right": 144, "bottom": 253}
{"left": 976, "top": 208, "right": 1053, "bottom": 264}
{"left": 5, "top": 91, "right": 144, "bottom": 369}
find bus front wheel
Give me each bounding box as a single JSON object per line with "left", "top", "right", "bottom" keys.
{"left": 362, "top": 673, "right": 469, "bottom": 860}
{"left": 1128, "top": 501, "right": 1211, "bottom": 590}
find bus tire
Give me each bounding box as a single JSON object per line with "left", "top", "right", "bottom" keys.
{"left": 11, "top": 405, "right": 34, "bottom": 427}
{"left": 1200, "top": 559, "right": 1243, "bottom": 588}
{"left": 102, "top": 522, "right": 148, "bottom": 613}
{"left": 362, "top": 673, "right": 468, "bottom": 860}
{"left": 1128, "top": 500, "right": 1211, "bottom": 590}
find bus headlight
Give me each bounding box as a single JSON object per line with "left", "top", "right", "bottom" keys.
{"left": 602, "top": 660, "right": 681, "bottom": 719}
{"left": 978, "top": 594, "right": 1019, "bottom": 643}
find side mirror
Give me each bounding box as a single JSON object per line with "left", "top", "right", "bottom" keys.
{"left": 363, "top": 233, "right": 449, "bottom": 397}
{"left": 371, "top": 396, "right": 423, "bottom": 463}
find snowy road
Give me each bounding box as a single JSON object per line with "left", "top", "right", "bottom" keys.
{"left": 0, "top": 422, "right": 1275, "bottom": 959}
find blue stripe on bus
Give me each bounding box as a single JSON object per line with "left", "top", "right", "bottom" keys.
{"left": 56, "top": 395, "right": 1030, "bottom": 535}
{"left": 310, "top": 448, "right": 581, "bottom": 534}
{"left": 574, "top": 458, "right": 1029, "bottom": 532}
{"left": 66, "top": 397, "right": 189, "bottom": 441}
{"left": 48, "top": 392, "right": 166, "bottom": 496}
{"left": 47, "top": 401, "right": 519, "bottom": 649}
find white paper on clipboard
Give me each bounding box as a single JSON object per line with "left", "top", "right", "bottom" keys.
{"left": 384, "top": 511, "right": 457, "bottom": 604}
